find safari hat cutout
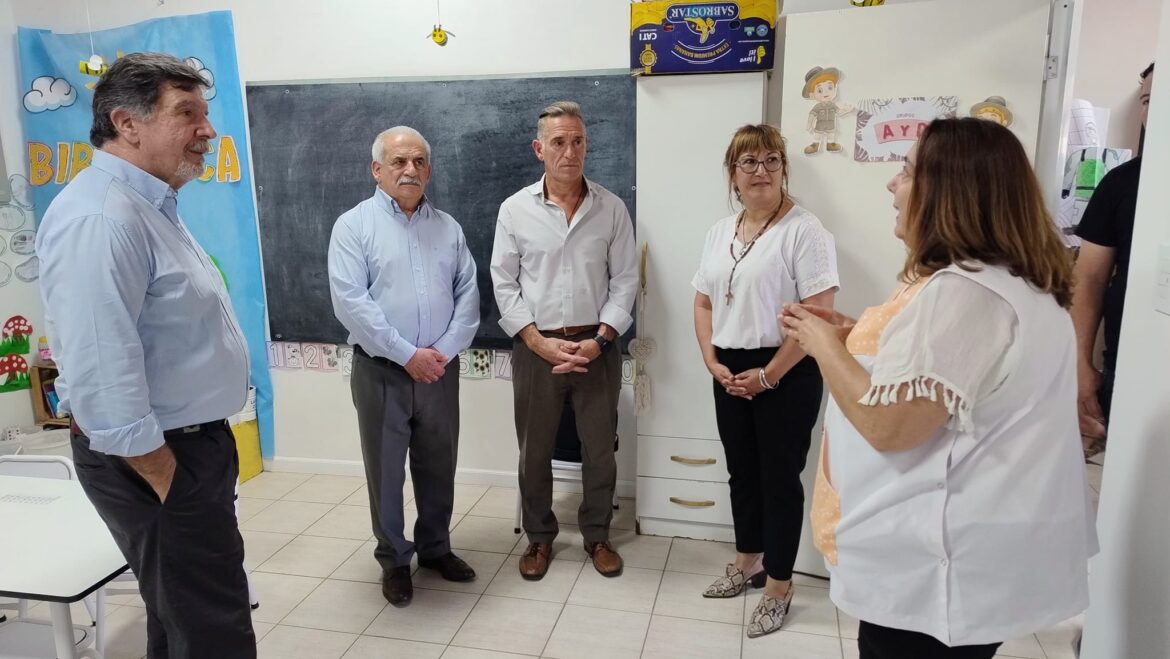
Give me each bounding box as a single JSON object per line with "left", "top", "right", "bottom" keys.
{"left": 970, "top": 96, "right": 1013, "bottom": 127}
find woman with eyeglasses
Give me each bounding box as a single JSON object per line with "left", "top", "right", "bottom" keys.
{"left": 691, "top": 124, "right": 840, "bottom": 638}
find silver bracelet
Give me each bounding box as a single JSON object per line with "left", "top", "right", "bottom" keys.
{"left": 758, "top": 368, "right": 778, "bottom": 390}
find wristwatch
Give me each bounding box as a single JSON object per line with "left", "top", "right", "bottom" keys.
{"left": 591, "top": 333, "right": 613, "bottom": 353}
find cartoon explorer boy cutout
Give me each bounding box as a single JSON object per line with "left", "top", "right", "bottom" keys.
{"left": 803, "top": 66, "right": 854, "bottom": 155}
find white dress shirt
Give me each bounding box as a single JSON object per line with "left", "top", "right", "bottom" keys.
{"left": 692, "top": 204, "right": 839, "bottom": 349}
{"left": 36, "top": 151, "right": 250, "bottom": 457}
{"left": 490, "top": 176, "right": 637, "bottom": 336}
{"left": 328, "top": 188, "right": 479, "bottom": 365}
{"left": 823, "top": 266, "right": 1095, "bottom": 646}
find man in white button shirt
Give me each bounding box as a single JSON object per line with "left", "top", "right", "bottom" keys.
{"left": 491, "top": 101, "right": 637, "bottom": 581}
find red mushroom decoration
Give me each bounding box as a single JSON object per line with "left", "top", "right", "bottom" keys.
{"left": 1, "top": 315, "right": 32, "bottom": 356}
{"left": 0, "top": 353, "right": 30, "bottom": 392}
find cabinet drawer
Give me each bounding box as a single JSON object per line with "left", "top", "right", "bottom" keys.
{"left": 636, "top": 476, "right": 733, "bottom": 525}
{"left": 637, "top": 435, "right": 728, "bottom": 482}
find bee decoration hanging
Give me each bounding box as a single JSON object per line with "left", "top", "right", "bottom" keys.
{"left": 427, "top": 24, "right": 455, "bottom": 46}
{"left": 850, "top": 0, "right": 886, "bottom": 6}
{"left": 427, "top": 0, "right": 454, "bottom": 46}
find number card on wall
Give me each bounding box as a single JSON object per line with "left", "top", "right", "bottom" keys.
{"left": 459, "top": 349, "right": 492, "bottom": 379}
{"left": 338, "top": 345, "right": 354, "bottom": 377}
{"left": 622, "top": 356, "right": 636, "bottom": 386}
{"left": 493, "top": 350, "right": 513, "bottom": 381}
{"left": 282, "top": 342, "right": 303, "bottom": 369}
{"left": 301, "top": 343, "right": 324, "bottom": 370}
{"left": 319, "top": 344, "right": 339, "bottom": 371}
{"left": 266, "top": 341, "right": 285, "bottom": 369}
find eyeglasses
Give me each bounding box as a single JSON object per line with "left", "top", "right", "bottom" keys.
{"left": 736, "top": 154, "right": 785, "bottom": 173}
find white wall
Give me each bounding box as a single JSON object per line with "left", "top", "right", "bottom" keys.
{"left": 1073, "top": 0, "right": 1162, "bottom": 151}
{"left": 1079, "top": 0, "right": 1170, "bottom": 656}
{"left": 0, "top": 0, "right": 46, "bottom": 430}
{"left": 3, "top": 0, "right": 640, "bottom": 489}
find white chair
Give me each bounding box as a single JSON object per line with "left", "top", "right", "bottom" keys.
{"left": 0, "top": 454, "right": 107, "bottom": 658}
{"left": 235, "top": 483, "right": 260, "bottom": 609}
{"left": 0, "top": 453, "right": 75, "bottom": 479}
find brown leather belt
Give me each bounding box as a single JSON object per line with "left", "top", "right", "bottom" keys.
{"left": 540, "top": 324, "right": 599, "bottom": 337}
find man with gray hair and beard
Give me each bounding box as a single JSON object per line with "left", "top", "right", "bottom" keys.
{"left": 37, "top": 52, "right": 256, "bottom": 657}
{"left": 329, "top": 126, "right": 479, "bottom": 606}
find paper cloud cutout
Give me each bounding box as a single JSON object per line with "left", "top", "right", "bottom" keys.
{"left": 0, "top": 205, "right": 26, "bottom": 232}
{"left": 15, "top": 256, "right": 39, "bottom": 283}
{"left": 8, "top": 175, "right": 33, "bottom": 210}
{"left": 184, "top": 57, "right": 217, "bottom": 101}
{"left": 10, "top": 230, "right": 35, "bottom": 255}
{"left": 23, "top": 76, "right": 77, "bottom": 113}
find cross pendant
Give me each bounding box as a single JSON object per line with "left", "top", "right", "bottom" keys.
{"left": 725, "top": 292, "right": 733, "bottom": 305}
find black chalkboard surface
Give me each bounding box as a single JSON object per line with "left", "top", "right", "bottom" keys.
{"left": 246, "top": 73, "right": 636, "bottom": 350}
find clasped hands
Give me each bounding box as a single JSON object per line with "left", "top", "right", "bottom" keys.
{"left": 405, "top": 348, "right": 450, "bottom": 383}
{"left": 537, "top": 337, "right": 602, "bottom": 374}
{"left": 707, "top": 304, "right": 856, "bottom": 400}
{"left": 705, "top": 362, "right": 767, "bottom": 400}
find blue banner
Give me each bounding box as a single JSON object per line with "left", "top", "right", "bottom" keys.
{"left": 630, "top": 0, "right": 777, "bottom": 75}
{"left": 18, "top": 11, "right": 275, "bottom": 457}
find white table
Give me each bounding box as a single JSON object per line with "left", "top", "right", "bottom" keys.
{"left": 0, "top": 475, "right": 129, "bottom": 659}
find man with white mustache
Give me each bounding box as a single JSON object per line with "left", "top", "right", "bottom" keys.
{"left": 328, "top": 126, "right": 480, "bottom": 606}
{"left": 37, "top": 53, "right": 256, "bottom": 657}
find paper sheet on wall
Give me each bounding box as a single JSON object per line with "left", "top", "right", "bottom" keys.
{"left": 1068, "top": 99, "right": 1110, "bottom": 151}
{"left": 459, "top": 349, "right": 492, "bottom": 379}
{"left": 1058, "top": 99, "right": 1124, "bottom": 247}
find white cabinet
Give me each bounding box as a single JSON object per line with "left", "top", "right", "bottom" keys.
{"left": 634, "top": 72, "right": 766, "bottom": 542}
{"left": 637, "top": 435, "right": 728, "bottom": 482}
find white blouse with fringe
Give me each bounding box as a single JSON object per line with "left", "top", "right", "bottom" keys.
{"left": 820, "top": 265, "right": 1096, "bottom": 648}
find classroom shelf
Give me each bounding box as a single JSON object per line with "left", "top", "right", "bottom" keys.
{"left": 28, "top": 363, "right": 71, "bottom": 428}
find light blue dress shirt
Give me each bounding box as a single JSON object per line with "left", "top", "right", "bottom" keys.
{"left": 35, "top": 151, "right": 250, "bottom": 457}
{"left": 328, "top": 188, "right": 479, "bottom": 365}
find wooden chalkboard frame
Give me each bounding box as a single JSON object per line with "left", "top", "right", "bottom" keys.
{"left": 246, "top": 71, "right": 636, "bottom": 351}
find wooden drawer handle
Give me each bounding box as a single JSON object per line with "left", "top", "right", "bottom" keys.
{"left": 670, "top": 496, "right": 715, "bottom": 508}
{"left": 670, "top": 455, "right": 717, "bottom": 466}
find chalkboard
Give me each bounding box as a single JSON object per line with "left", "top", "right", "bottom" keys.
{"left": 246, "top": 73, "right": 636, "bottom": 350}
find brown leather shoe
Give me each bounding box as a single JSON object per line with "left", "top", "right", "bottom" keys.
{"left": 519, "top": 542, "right": 551, "bottom": 580}
{"left": 585, "top": 541, "right": 623, "bottom": 577}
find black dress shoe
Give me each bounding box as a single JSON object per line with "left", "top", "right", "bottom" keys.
{"left": 382, "top": 566, "right": 413, "bottom": 606}
{"left": 418, "top": 552, "right": 476, "bottom": 582}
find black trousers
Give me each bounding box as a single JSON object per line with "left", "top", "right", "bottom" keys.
{"left": 859, "top": 621, "right": 1002, "bottom": 659}
{"left": 712, "top": 348, "right": 822, "bottom": 581}
{"left": 71, "top": 423, "right": 256, "bottom": 659}
{"left": 351, "top": 348, "right": 459, "bottom": 570}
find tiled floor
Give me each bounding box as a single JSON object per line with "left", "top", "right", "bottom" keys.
{"left": 6, "top": 471, "right": 1087, "bottom": 658}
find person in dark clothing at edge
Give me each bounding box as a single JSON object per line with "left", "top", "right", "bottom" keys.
{"left": 1072, "top": 62, "right": 1154, "bottom": 458}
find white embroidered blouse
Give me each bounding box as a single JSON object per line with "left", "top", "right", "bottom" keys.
{"left": 692, "top": 204, "right": 839, "bottom": 349}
